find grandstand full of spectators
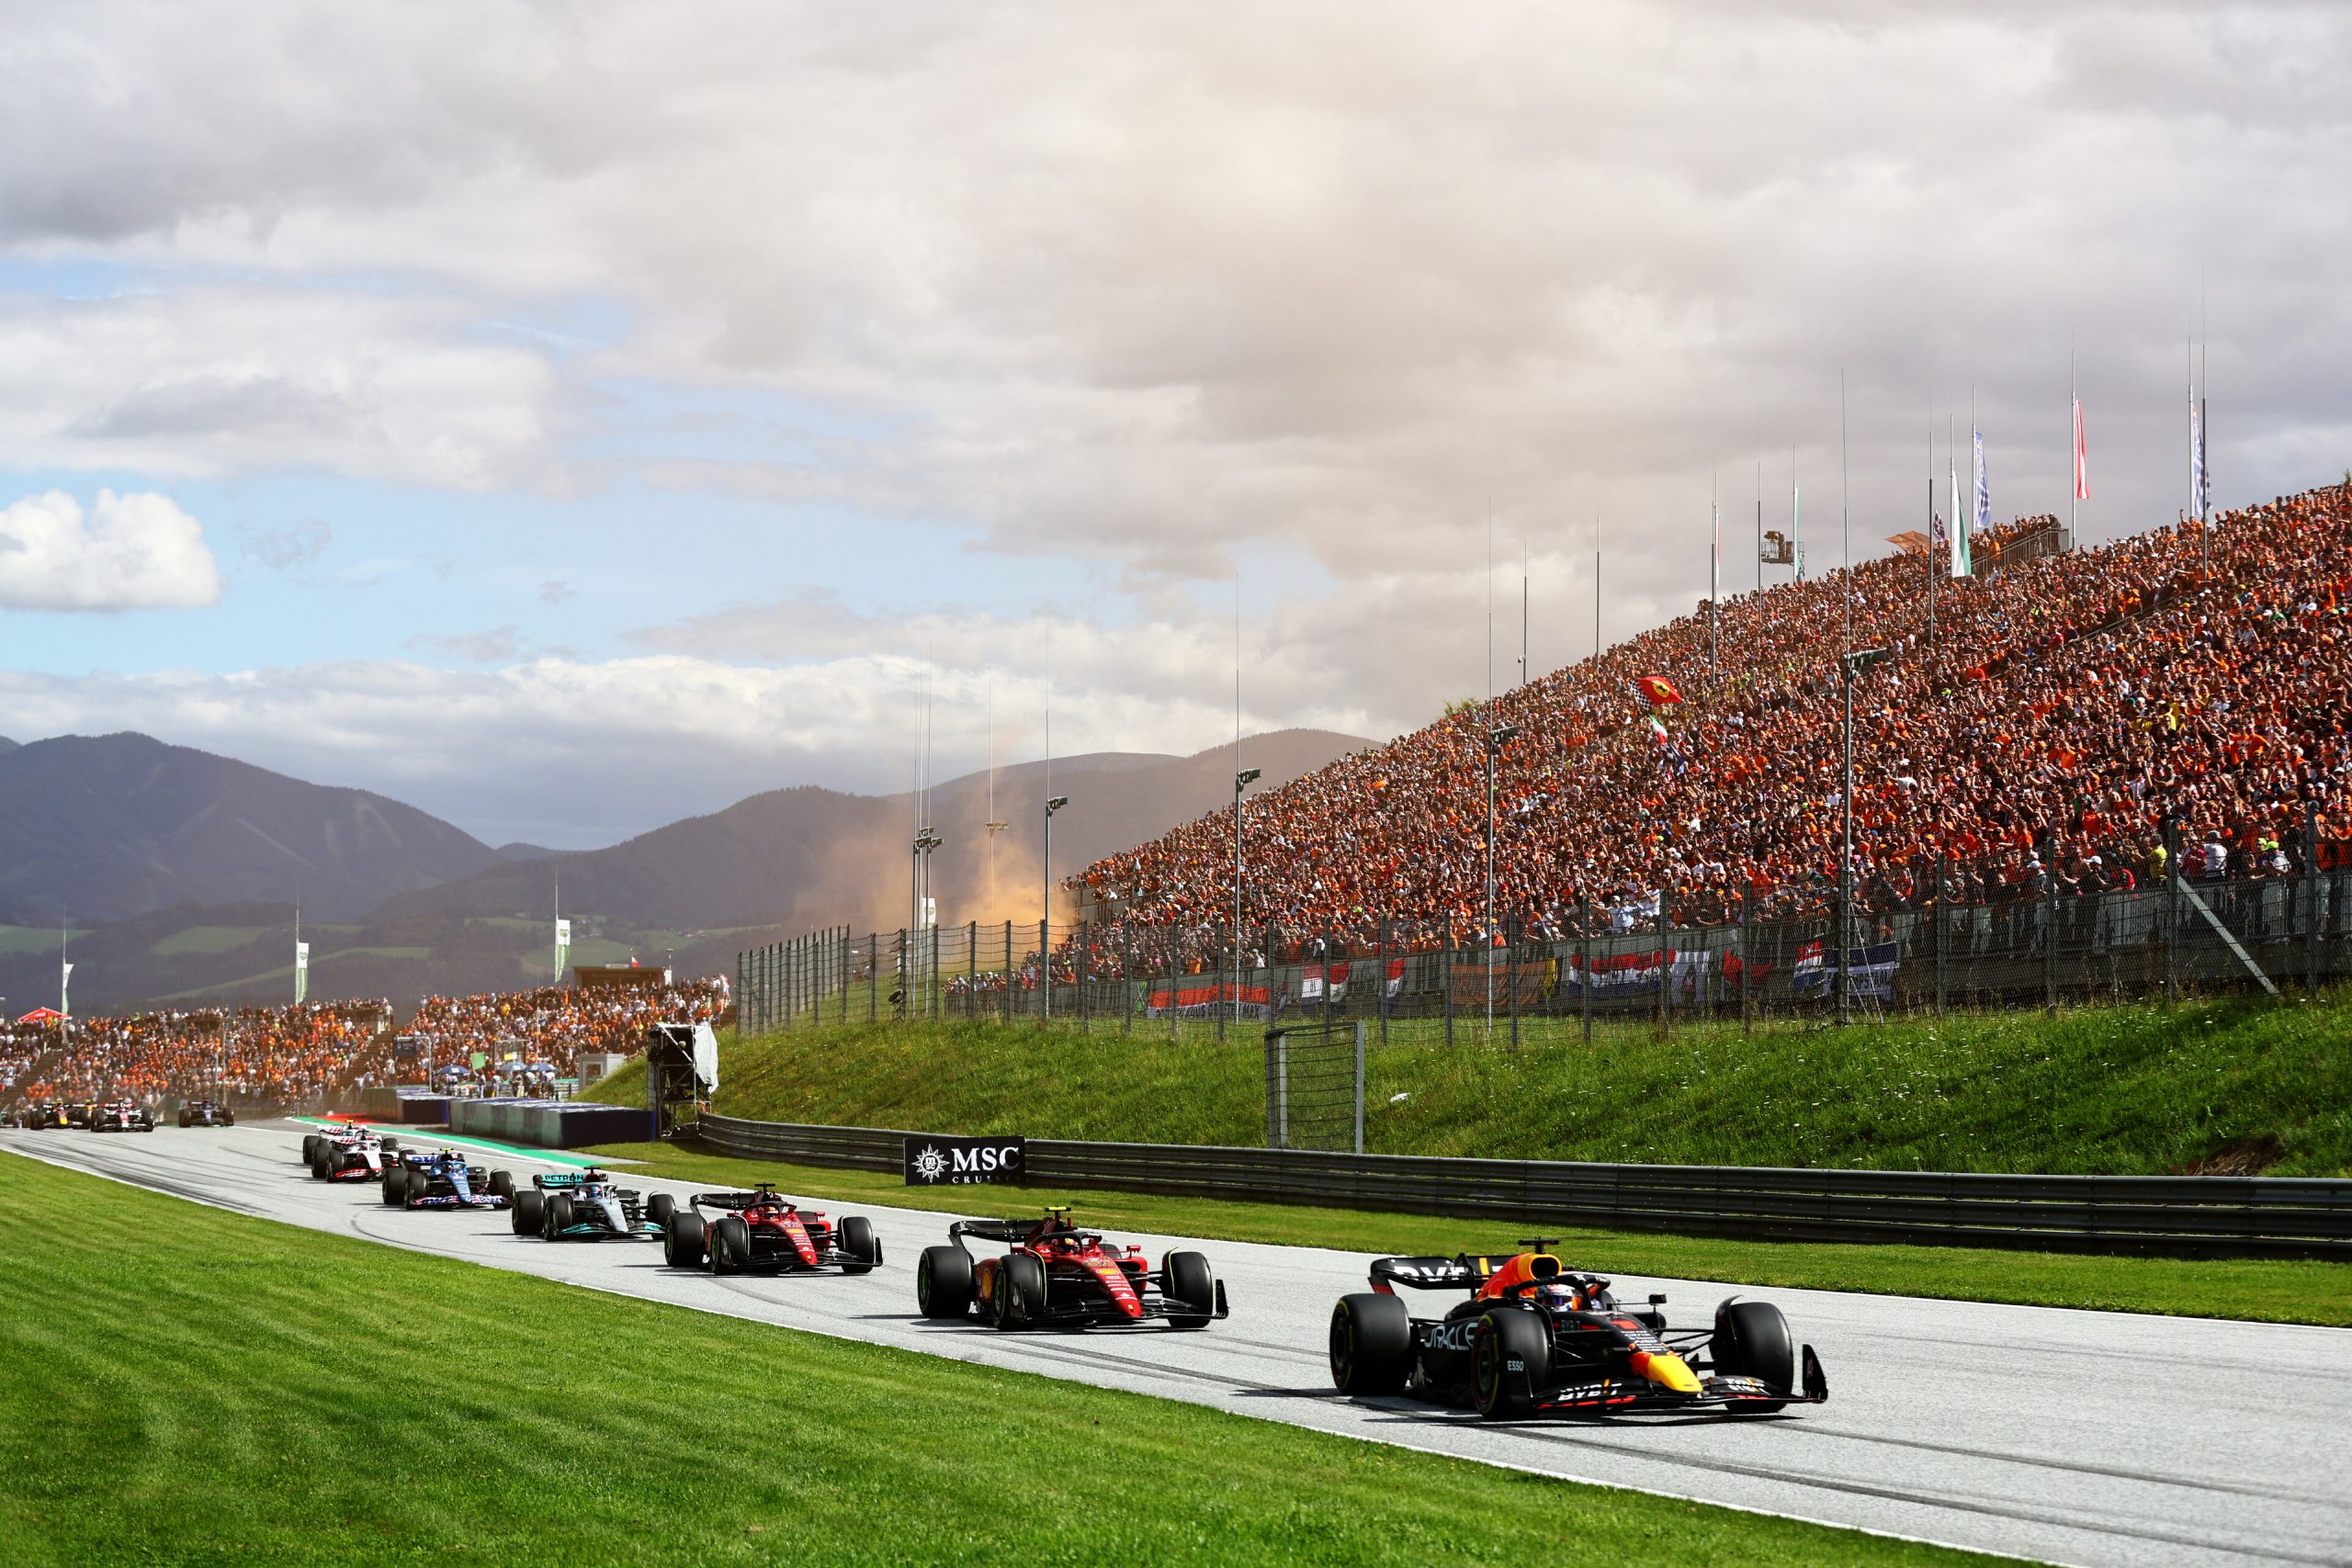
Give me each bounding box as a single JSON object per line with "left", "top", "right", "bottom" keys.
{"left": 1069, "top": 485, "right": 2352, "bottom": 971}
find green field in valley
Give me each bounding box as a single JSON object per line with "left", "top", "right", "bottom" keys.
{"left": 581, "top": 1140, "right": 2352, "bottom": 1327}
{"left": 0, "top": 1150, "right": 1994, "bottom": 1567}
{"left": 592, "top": 991, "right": 2352, "bottom": 1177}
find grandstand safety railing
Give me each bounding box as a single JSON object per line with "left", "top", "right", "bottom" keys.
{"left": 736, "top": 856, "right": 2352, "bottom": 1043}
{"left": 695, "top": 1111, "right": 2352, "bottom": 1260}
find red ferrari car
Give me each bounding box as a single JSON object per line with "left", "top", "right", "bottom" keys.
{"left": 915, "top": 1206, "right": 1227, "bottom": 1330}
{"left": 661, "top": 1182, "right": 881, "bottom": 1275}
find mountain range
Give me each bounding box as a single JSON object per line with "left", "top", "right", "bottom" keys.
{"left": 0, "top": 727, "right": 1368, "bottom": 1012}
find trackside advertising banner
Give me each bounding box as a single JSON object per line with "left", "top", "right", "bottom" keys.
{"left": 904, "top": 1134, "right": 1025, "bottom": 1186}
{"left": 1145, "top": 981, "right": 1270, "bottom": 1021}
{"left": 1791, "top": 941, "right": 1899, "bottom": 1000}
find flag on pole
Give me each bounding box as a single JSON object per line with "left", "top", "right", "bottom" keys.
{"left": 1950, "top": 462, "right": 1970, "bottom": 578}
{"left": 555, "top": 918, "right": 571, "bottom": 983}
{"left": 2073, "top": 399, "right": 2088, "bottom": 500}
{"left": 1972, "top": 429, "right": 1990, "bottom": 536}
{"left": 2195, "top": 400, "right": 2210, "bottom": 521}
{"left": 2189, "top": 391, "right": 2204, "bottom": 524}
{"left": 1792, "top": 485, "right": 1804, "bottom": 581}
{"left": 61, "top": 959, "right": 73, "bottom": 1019}
{"left": 294, "top": 941, "right": 310, "bottom": 1005}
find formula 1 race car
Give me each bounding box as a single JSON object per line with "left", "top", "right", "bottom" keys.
{"left": 15, "top": 1101, "right": 72, "bottom": 1130}
{"left": 300, "top": 1125, "right": 401, "bottom": 1180}
{"left": 916, "top": 1206, "right": 1226, "bottom": 1330}
{"left": 1328, "top": 1241, "right": 1828, "bottom": 1419}
{"left": 513, "top": 1168, "right": 666, "bottom": 1241}
{"left": 89, "top": 1100, "right": 156, "bottom": 1133}
{"left": 178, "top": 1100, "right": 235, "bottom": 1128}
{"left": 661, "top": 1182, "right": 881, "bottom": 1274}
{"left": 63, "top": 1101, "right": 94, "bottom": 1129}
{"left": 383, "top": 1147, "right": 514, "bottom": 1211}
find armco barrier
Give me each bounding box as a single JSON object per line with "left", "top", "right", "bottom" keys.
{"left": 695, "top": 1113, "right": 2352, "bottom": 1260}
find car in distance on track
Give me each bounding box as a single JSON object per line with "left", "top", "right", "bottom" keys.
{"left": 1328, "top": 1240, "right": 1828, "bottom": 1419}
{"left": 63, "top": 1101, "right": 95, "bottom": 1129}
{"left": 513, "top": 1168, "right": 667, "bottom": 1241}
{"left": 384, "top": 1147, "right": 514, "bottom": 1211}
{"left": 916, "top": 1205, "right": 1226, "bottom": 1331}
{"left": 301, "top": 1125, "right": 400, "bottom": 1181}
{"left": 15, "top": 1100, "right": 73, "bottom": 1129}
{"left": 89, "top": 1099, "right": 156, "bottom": 1133}
{"left": 661, "top": 1182, "right": 880, "bottom": 1274}
{"left": 178, "top": 1099, "right": 235, "bottom": 1128}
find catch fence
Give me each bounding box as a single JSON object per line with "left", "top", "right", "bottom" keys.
{"left": 737, "top": 861, "right": 2352, "bottom": 1043}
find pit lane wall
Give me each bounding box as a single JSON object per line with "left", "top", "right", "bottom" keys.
{"left": 448, "top": 1098, "right": 651, "bottom": 1148}
{"left": 695, "top": 1112, "right": 2352, "bottom": 1261}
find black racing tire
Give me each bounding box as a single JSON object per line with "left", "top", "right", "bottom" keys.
{"left": 512, "top": 1188, "right": 544, "bottom": 1236}
{"left": 710, "top": 1215, "right": 750, "bottom": 1276}
{"left": 301, "top": 1134, "right": 322, "bottom": 1165}
{"left": 178, "top": 1111, "right": 190, "bottom": 1128}
{"left": 993, "top": 1253, "right": 1045, "bottom": 1331}
{"left": 665, "top": 1212, "right": 707, "bottom": 1269}
{"left": 379, "top": 1136, "right": 400, "bottom": 1152}
{"left": 916, "top": 1245, "right": 973, "bottom": 1318}
{"left": 646, "top": 1192, "right": 675, "bottom": 1228}
{"left": 222, "top": 1113, "right": 234, "bottom": 1126}
{"left": 1472, "top": 1307, "right": 1551, "bottom": 1420}
{"left": 839, "top": 1215, "right": 879, "bottom": 1275}
{"left": 545, "top": 1193, "right": 575, "bottom": 1239}
{"left": 382, "top": 1168, "right": 408, "bottom": 1206}
{"left": 1162, "top": 1250, "right": 1216, "bottom": 1329}
{"left": 488, "top": 1170, "right": 515, "bottom": 1201}
{"left": 1329, "top": 1292, "right": 1413, "bottom": 1395}
{"left": 311, "top": 1150, "right": 332, "bottom": 1180}
{"left": 1713, "top": 1299, "right": 1793, "bottom": 1413}
{"left": 403, "top": 1171, "right": 433, "bottom": 1211}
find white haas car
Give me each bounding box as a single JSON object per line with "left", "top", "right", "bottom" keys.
{"left": 300, "top": 1125, "right": 401, "bottom": 1182}
{"left": 89, "top": 1099, "right": 156, "bottom": 1133}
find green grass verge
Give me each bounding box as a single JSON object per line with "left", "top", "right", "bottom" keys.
{"left": 592, "top": 991, "right": 2352, "bottom": 1176}
{"left": 0, "top": 1150, "right": 1990, "bottom": 1568}
{"left": 581, "top": 1140, "right": 2352, "bottom": 1327}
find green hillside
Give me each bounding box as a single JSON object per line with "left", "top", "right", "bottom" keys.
{"left": 590, "top": 992, "right": 2352, "bottom": 1177}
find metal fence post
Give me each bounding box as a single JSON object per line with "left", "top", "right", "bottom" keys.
{"left": 1353, "top": 1021, "right": 1366, "bottom": 1156}
{"left": 1123, "top": 927, "right": 1135, "bottom": 1036}
{"left": 2164, "top": 825, "right": 2179, "bottom": 1005}
{"left": 1658, "top": 893, "right": 1672, "bottom": 1037}
{"left": 1739, "top": 882, "right": 1752, "bottom": 1034}
{"left": 1579, "top": 896, "right": 1592, "bottom": 1044}
{"left": 1002, "top": 920, "right": 1013, "bottom": 1025}
{"left": 2045, "top": 850, "right": 2059, "bottom": 1012}
{"left": 2306, "top": 801, "right": 2321, "bottom": 998}
{"left": 1038, "top": 919, "right": 1050, "bottom": 1028}
{"left": 1078, "top": 918, "right": 1091, "bottom": 1034}
{"left": 1318, "top": 930, "right": 1331, "bottom": 1035}
{"left": 1442, "top": 928, "right": 1455, "bottom": 1045}
{"left": 868, "top": 932, "right": 878, "bottom": 1022}
{"left": 1508, "top": 916, "right": 1521, "bottom": 1051}
{"left": 734, "top": 950, "right": 745, "bottom": 1040}
{"left": 1934, "top": 859, "right": 1948, "bottom": 1019}
{"left": 1377, "top": 915, "right": 1391, "bottom": 1050}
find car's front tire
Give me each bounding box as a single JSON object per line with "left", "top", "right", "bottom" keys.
{"left": 839, "top": 1215, "right": 880, "bottom": 1275}
{"left": 1713, "top": 1299, "right": 1794, "bottom": 1414}
{"left": 1330, "top": 1293, "right": 1413, "bottom": 1395}
{"left": 1163, "top": 1250, "right": 1216, "bottom": 1329}
{"left": 647, "top": 1192, "right": 675, "bottom": 1228}
{"left": 488, "top": 1170, "right": 515, "bottom": 1201}
{"left": 544, "top": 1193, "right": 575, "bottom": 1239}
{"left": 512, "top": 1189, "right": 544, "bottom": 1236}
{"left": 382, "top": 1168, "right": 407, "bottom": 1205}
{"left": 301, "top": 1134, "right": 322, "bottom": 1165}
{"left": 916, "top": 1245, "right": 973, "bottom": 1318}
{"left": 993, "top": 1253, "right": 1045, "bottom": 1331}
{"left": 709, "top": 1215, "right": 750, "bottom": 1275}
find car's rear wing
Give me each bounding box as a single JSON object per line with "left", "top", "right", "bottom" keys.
{"left": 689, "top": 1190, "right": 797, "bottom": 1213}
{"left": 1367, "top": 1254, "right": 1532, "bottom": 1292}
{"left": 947, "top": 1214, "right": 1104, "bottom": 1248}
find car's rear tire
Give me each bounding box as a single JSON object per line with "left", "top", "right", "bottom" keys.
{"left": 710, "top": 1215, "right": 750, "bottom": 1275}
{"left": 1163, "top": 1250, "right": 1216, "bottom": 1329}
{"left": 993, "top": 1253, "right": 1045, "bottom": 1331}
{"left": 665, "top": 1212, "right": 707, "bottom": 1268}
{"left": 916, "top": 1245, "right": 973, "bottom": 1318}
{"left": 1713, "top": 1299, "right": 1793, "bottom": 1413}
{"left": 222, "top": 1112, "right": 234, "bottom": 1126}
{"left": 646, "top": 1192, "right": 675, "bottom": 1227}
{"left": 512, "top": 1188, "right": 544, "bottom": 1236}
{"left": 488, "top": 1170, "right": 515, "bottom": 1201}
{"left": 545, "top": 1193, "right": 575, "bottom": 1239}
{"left": 839, "top": 1215, "right": 880, "bottom": 1274}
{"left": 1329, "top": 1293, "right": 1413, "bottom": 1395}
{"left": 1472, "top": 1307, "right": 1550, "bottom": 1420}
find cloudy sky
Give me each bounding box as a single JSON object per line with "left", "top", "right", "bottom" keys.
{"left": 2, "top": 2, "right": 2346, "bottom": 847}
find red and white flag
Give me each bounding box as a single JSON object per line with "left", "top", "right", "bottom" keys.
{"left": 2073, "top": 399, "right": 2088, "bottom": 500}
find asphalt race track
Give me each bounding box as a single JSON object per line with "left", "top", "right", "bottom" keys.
{"left": 8, "top": 1123, "right": 2348, "bottom": 1568}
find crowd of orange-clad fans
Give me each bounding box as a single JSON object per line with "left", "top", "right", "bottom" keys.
{"left": 1070, "top": 485, "right": 2352, "bottom": 972}
{"left": 1, "top": 976, "right": 728, "bottom": 1111}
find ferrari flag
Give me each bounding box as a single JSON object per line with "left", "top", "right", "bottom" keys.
{"left": 1634, "top": 675, "right": 1685, "bottom": 707}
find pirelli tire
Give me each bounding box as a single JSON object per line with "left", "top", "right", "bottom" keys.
{"left": 511, "top": 1188, "right": 545, "bottom": 1236}
{"left": 709, "top": 1215, "right": 751, "bottom": 1276}
{"left": 178, "top": 1109, "right": 191, "bottom": 1128}
{"left": 301, "top": 1134, "right": 322, "bottom": 1166}
{"left": 1472, "top": 1306, "right": 1551, "bottom": 1420}
{"left": 1329, "top": 1292, "right": 1413, "bottom": 1396}
{"left": 311, "top": 1150, "right": 332, "bottom": 1180}
{"left": 646, "top": 1192, "right": 675, "bottom": 1228}
{"left": 543, "top": 1193, "right": 576, "bottom": 1239}
{"left": 489, "top": 1170, "right": 516, "bottom": 1201}
{"left": 1713, "top": 1299, "right": 1794, "bottom": 1414}
{"left": 664, "top": 1212, "right": 707, "bottom": 1269}
{"left": 381, "top": 1168, "right": 408, "bottom": 1206}
{"left": 916, "top": 1245, "right": 974, "bottom": 1319}
{"left": 839, "top": 1215, "right": 880, "bottom": 1275}
{"left": 992, "top": 1253, "right": 1046, "bottom": 1331}
{"left": 1162, "top": 1250, "right": 1216, "bottom": 1329}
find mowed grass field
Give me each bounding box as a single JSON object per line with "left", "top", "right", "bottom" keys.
{"left": 584, "top": 1141, "right": 2352, "bottom": 1327}
{"left": 0, "top": 1152, "right": 1996, "bottom": 1568}
{"left": 593, "top": 991, "right": 2352, "bottom": 1176}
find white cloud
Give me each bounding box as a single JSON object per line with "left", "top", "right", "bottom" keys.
{"left": 0, "top": 489, "right": 222, "bottom": 610}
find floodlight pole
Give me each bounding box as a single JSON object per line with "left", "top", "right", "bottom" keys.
{"left": 1234, "top": 768, "right": 1261, "bottom": 1024}
{"left": 1043, "top": 796, "right": 1068, "bottom": 1019}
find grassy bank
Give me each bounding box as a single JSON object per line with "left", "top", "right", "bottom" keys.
{"left": 590, "top": 991, "right": 2352, "bottom": 1176}
{"left": 583, "top": 1140, "right": 2352, "bottom": 1326}
{"left": 0, "top": 1151, "right": 1988, "bottom": 1568}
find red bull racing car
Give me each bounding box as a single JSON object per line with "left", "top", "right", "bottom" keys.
{"left": 661, "top": 1182, "right": 880, "bottom": 1273}
{"left": 915, "top": 1206, "right": 1226, "bottom": 1330}
{"left": 1329, "top": 1240, "right": 1827, "bottom": 1419}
